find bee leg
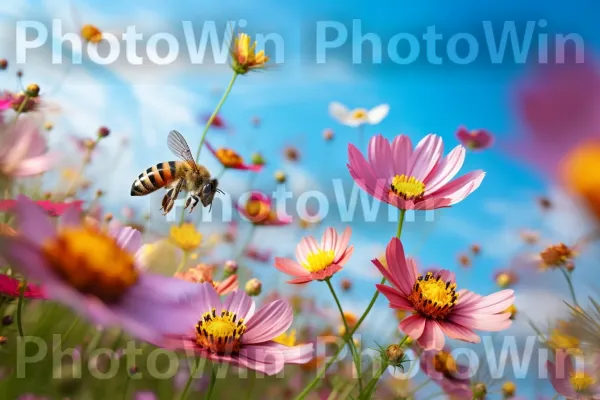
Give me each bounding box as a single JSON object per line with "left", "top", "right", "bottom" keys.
{"left": 184, "top": 195, "right": 193, "bottom": 211}
{"left": 160, "top": 189, "right": 174, "bottom": 212}
{"left": 188, "top": 195, "right": 200, "bottom": 213}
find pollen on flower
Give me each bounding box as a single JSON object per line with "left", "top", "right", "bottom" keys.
{"left": 41, "top": 227, "right": 138, "bottom": 303}
{"left": 390, "top": 175, "right": 426, "bottom": 201}
{"left": 539, "top": 243, "right": 575, "bottom": 270}
{"left": 408, "top": 272, "right": 458, "bottom": 320}
{"left": 273, "top": 329, "right": 297, "bottom": 347}
{"left": 215, "top": 148, "right": 244, "bottom": 168}
{"left": 195, "top": 308, "right": 246, "bottom": 354}
{"left": 570, "top": 371, "right": 595, "bottom": 392}
{"left": 169, "top": 223, "right": 202, "bottom": 252}
{"left": 302, "top": 249, "right": 335, "bottom": 273}
{"left": 433, "top": 350, "right": 458, "bottom": 377}
{"left": 351, "top": 109, "right": 368, "bottom": 120}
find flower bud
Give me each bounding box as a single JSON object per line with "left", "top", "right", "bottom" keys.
{"left": 274, "top": 170, "right": 286, "bottom": 184}
{"left": 95, "top": 189, "right": 104, "bottom": 198}
{"left": 97, "top": 126, "right": 110, "bottom": 138}
{"left": 323, "top": 128, "right": 334, "bottom": 141}
{"left": 0, "top": 59, "right": 7, "bottom": 70}
{"left": 44, "top": 121, "right": 54, "bottom": 131}
{"left": 340, "top": 279, "right": 352, "bottom": 292}
{"left": 385, "top": 344, "right": 404, "bottom": 364}
{"left": 473, "top": 383, "right": 487, "bottom": 399}
{"left": 224, "top": 260, "right": 238, "bottom": 276}
{"left": 501, "top": 381, "right": 516, "bottom": 398}
{"left": 245, "top": 278, "right": 262, "bottom": 296}
{"left": 251, "top": 152, "right": 266, "bottom": 166}
{"left": 25, "top": 83, "right": 40, "bottom": 97}
{"left": 16, "top": 70, "right": 23, "bottom": 78}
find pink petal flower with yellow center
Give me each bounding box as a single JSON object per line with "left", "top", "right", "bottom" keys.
{"left": 374, "top": 237, "right": 514, "bottom": 351}
{"left": 455, "top": 126, "right": 494, "bottom": 151}
{"left": 547, "top": 356, "right": 600, "bottom": 399}
{"left": 205, "top": 141, "right": 262, "bottom": 171}
{"left": 348, "top": 134, "right": 485, "bottom": 211}
{"left": 274, "top": 227, "right": 353, "bottom": 284}
{"left": 162, "top": 283, "right": 313, "bottom": 375}
{"left": 175, "top": 264, "right": 238, "bottom": 296}
{"left": 237, "top": 192, "right": 292, "bottom": 226}
{"left": 0, "top": 195, "right": 210, "bottom": 344}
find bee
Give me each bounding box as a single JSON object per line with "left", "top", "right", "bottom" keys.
{"left": 130, "top": 130, "right": 223, "bottom": 215}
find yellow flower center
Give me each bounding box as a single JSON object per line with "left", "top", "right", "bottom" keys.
{"left": 391, "top": 175, "right": 426, "bottom": 201}
{"left": 273, "top": 329, "right": 297, "bottom": 347}
{"left": 539, "top": 243, "right": 574, "bottom": 269}
{"left": 41, "top": 227, "right": 138, "bottom": 303}
{"left": 80, "top": 24, "right": 103, "bottom": 43}
{"left": 245, "top": 200, "right": 271, "bottom": 223}
{"left": 215, "top": 148, "right": 244, "bottom": 168}
{"left": 351, "top": 109, "right": 368, "bottom": 120}
{"left": 408, "top": 272, "right": 458, "bottom": 320}
{"left": 433, "top": 351, "right": 457, "bottom": 377}
{"left": 302, "top": 249, "right": 336, "bottom": 273}
{"left": 561, "top": 142, "right": 600, "bottom": 221}
{"left": 195, "top": 308, "right": 246, "bottom": 354}
{"left": 169, "top": 223, "right": 202, "bottom": 252}
{"left": 570, "top": 371, "right": 595, "bottom": 392}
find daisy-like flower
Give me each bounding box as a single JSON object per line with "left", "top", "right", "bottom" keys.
{"left": 162, "top": 283, "right": 313, "bottom": 375}
{"left": 538, "top": 243, "right": 577, "bottom": 271}
{"left": 348, "top": 134, "right": 485, "bottom": 211}
{"left": 329, "top": 102, "right": 389, "bottom": 127}
{"left": 420, "top": 347, "right": 473, "bottom": 398}
{"left": 547, "top": 355, "right": 600, "bottom": 399}
{"left": 205, "top": 141, "right": 262, "bottom": 171}
{"left": 274, "top": 227, "right": 353, "bottom": 284}
{"left": 0, "top": 196, "right": 208, "bottom": 344}
{"left": 0, "top": 199, "right": 83, "bottom": 217}
{"left": 374, "top": 237, "right": 514, "bottom": 350}
{"left": 237, "top": 192, "right": 292, "bottom": 226}
{"left": 455, "top": 126, "right": 494, "bottom": 151}
{"left": 169, "top": 223, "right": 203, "bottom": 252}
{"left": 0, "top": 275, "right": 45, "bottom": 299}
{"left": 81, "top": 24, "right": 103, "bottom": 43}
{"left": 230, "top": 33, "right": 269, "bottom": 74}
{"left": 175, "top": 264, "right": 238, "bottom": 296}
{"left": 0, "top": 117, "right": 57, "bottom": 178}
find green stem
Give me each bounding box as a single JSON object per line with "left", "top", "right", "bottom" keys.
{"left": 245, "top": 373, "right": 255, "bottom": 400}
{"left": 559, "top": 267, "right": 579, "bottom": 307}
{"left": 325, "top": 278, "right": 363, "bottom": 393}
{"left": 53, "top": 317, "right": 80, "bottom": 352}
{"left": 16, "top": 279, "right": 27, "bottom": 337}
{"left": 12, "top": 94, "right": 29, "bottom": 124}
{"left": 361, "top": 362, "right": 387, "bottom": 399}
{"left": 295, "top": 209, "right": 407, "bottom": 400}
{"left": 195, "top": 73, "right": 239, "bottom": 161}
{"left": 176, "top": 251, "right": 190, "bottom": 275}
{"left": 179, "top": 358, "right": 200, "bottom": 400}
{"left": 205, "top": 364, "right": 217, "bottom": 400}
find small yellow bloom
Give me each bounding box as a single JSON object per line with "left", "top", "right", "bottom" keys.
{"left": 273, "top": 329, "right": 296, "bottom": 347}
{"left": 81, "top": 24, "right": 103, "bottom": 43}
{"left": 501, "top": 381, "right": 516, "bottom": 398}
{"left": 230, "top": 33, "right": 269, "bottom": 74}
{"left": 547, "top": 321, "right": 580, "bottom": 353}
{"left": 169, "top": 223, "right": 202, "bottom": 252}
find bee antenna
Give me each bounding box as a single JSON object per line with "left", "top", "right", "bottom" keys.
{"left": 216, "top": 189, "right": 224, "bottom": 194}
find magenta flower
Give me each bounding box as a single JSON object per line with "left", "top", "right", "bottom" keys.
{"left": 374, "top": 237, "right": 514, "bottom": 350}
{"left": 455, "top": 126, "right": 494, "bottom": 151}
{"left": 547, "top": 356, "right": 600, "bottom": 399}
{"left": 0, "top": 195, "right": 209, "bottom": 344}
{"left": 0, "top": 275, "right": 46, "bottom": 299}
{"left": 348, "top": 134, "right": 485, "bottom": 210}
{"left": 0, "top": 98, "right": 11, "bottom": 111}
{"left": 0, "top": 117, "right": 57, "bottom": 177}
{"left": 237, "top": 192, "right": 292, "bottom": 226}
{"left": 162, "top": 283, "right": 313, "bottom": 375}
{"left": 0, "top": 199, "right": 83, "bottom": 217}
{"left": 420, "top": 347, "right": 473, "bottom": 398}
{"left": 274, "top": 227, "right": 353, "bottom": 284}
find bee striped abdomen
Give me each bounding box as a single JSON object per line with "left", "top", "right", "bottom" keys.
{"left": 130, "top": 161, "right": 180, "bottom": 196}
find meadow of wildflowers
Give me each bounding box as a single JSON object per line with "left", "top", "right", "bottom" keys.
{"left": 0, "top": 2, "right": 599, "bottom": 399}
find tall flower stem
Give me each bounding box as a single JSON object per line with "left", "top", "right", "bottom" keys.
{"left": 559, "top": 267, "right": 579, "bottom": 307}
{"left": 16, "top": 278, "right": 27, "bottom": 337}
{"left": 295, "top": 209, "right": 407, "bottom": 400}
{"left": 175, "top": 251, "right": 190, "bottom": 275}
{"left": 195, "top": 73, "right": 239, "bottom": 161}
{"left": 12, "top": 94, "right": 29, "bottom": 125}
{"left": 325, "top": 278, "right": 363, "bottom": 393}
{"left": 205, "top": 364, "right": 218, "bottom": 400}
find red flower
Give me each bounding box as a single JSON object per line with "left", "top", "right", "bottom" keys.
{"left": 201, "top": 113, "right": 227, "bottom": 129}
{"left": 0, "top": 275, "right": 46, "bottom": 299}
{"left": 455, "top": 126, "right": 493, "bottom": 151}
{"left": 205, "top": 142, "right": 263, "bottom": 171}
{"left": 0, "top": 199, "right": 83, "bottom": 217}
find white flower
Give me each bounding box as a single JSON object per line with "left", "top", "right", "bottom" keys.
{"left": 328, "top": 102, "right": 389, "bottom": 127}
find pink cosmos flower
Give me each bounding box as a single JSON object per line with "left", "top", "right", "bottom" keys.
{"left": 274, "top": 227, "right": 353, "bottom": 284}
{"left": 0, "top": 199, "right": 83, "bottom": 217}
{"left": 420, "top": 348, "right": 473, "bottom": 398}
{"left": 245, "top": 246, "right": 271, "bottom": 263}
{"left": 455, "top": 126, "right": 494, "bottom": 151}
{"left": 0, "top": 275, "right": 46, "bottom": 299}
{"left": 237, "top": 192, "right": 293, "bottom": 226}
{"left": 0, "top": 195, "right": 209, "bottom": 344}
{"left": 205, "top": 141, "right": 262, "bottom": 171}
{"left": 0, "top": 97, "right": 12, "bottom": 111}
{"left": 0, "top": 117, "right": 57, "bottom": 177}
{"left": 547, "top": 355, "right": 600, "bottom": 399}
{"left": 175, "top": 264, "right": 238, "bottom": 296}
{"left": 373, "top": 237, "right": 514, "bottom": 350}
{"left": 512, "top": 61, "right": 600, "bottom": 175}
{"left": 348, "top": 134, "right": 485, "bottom": 210}
{"left": 162, "top": 282, "right": 314, "bottom": 375}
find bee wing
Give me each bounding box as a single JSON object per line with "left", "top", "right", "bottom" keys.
{"left": 167, "top": 130, "right": 198, "bottom": 170}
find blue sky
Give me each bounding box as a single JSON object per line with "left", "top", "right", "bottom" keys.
{"left": 2, "top": 0, "right": 600, "bottom": 396}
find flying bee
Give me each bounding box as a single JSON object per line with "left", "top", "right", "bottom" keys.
{"left": 130, "top": 130, "right": 223, "bottom": 215}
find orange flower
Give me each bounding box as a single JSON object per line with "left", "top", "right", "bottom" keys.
{"left": 560, "top": 141, "right": 600, "bottom": 221}
{"left": 230, "top": 33, "right": 269, "bottom": 74}
{"left": 205, "top": 141, "right": 262, "bottom": 171}
{"left": 539, "top": 243, "right": 576, "bottom": 270}
{"left": 81, "top": 24, "right": 102, "bottom": 43}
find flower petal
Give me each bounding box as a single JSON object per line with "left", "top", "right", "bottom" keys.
{"left": 367, "top": 104, "right": 389, "bottom": 124}
{"left": 243, "top": 300, "right": 293, "bottom": 344}
{"left": 274, "top": 257, "right": 309, "bottom": 278}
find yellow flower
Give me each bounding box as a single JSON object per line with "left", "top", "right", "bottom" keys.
{"left": 501, "top": 381, "right": 516, "bottom": 398}
{"left": 81, "top": 24, "right": 103, "bottom": 43}
{"left": 230, "top": 33, "right": 269, "bottom": 74}
{"left": 561, "top": 141, "right": 600, "bottom": 221}
{"left": 547, "top": 321, "right": 581, "bottom": 354}
{"left": 273, "top": 329, "right": 296, "bottom": 347}
{"left": 137, "top": 239, "right": 182, "bottom": 276}
{"left": 169, "top": 223, "right": 202, "bottom": 252}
